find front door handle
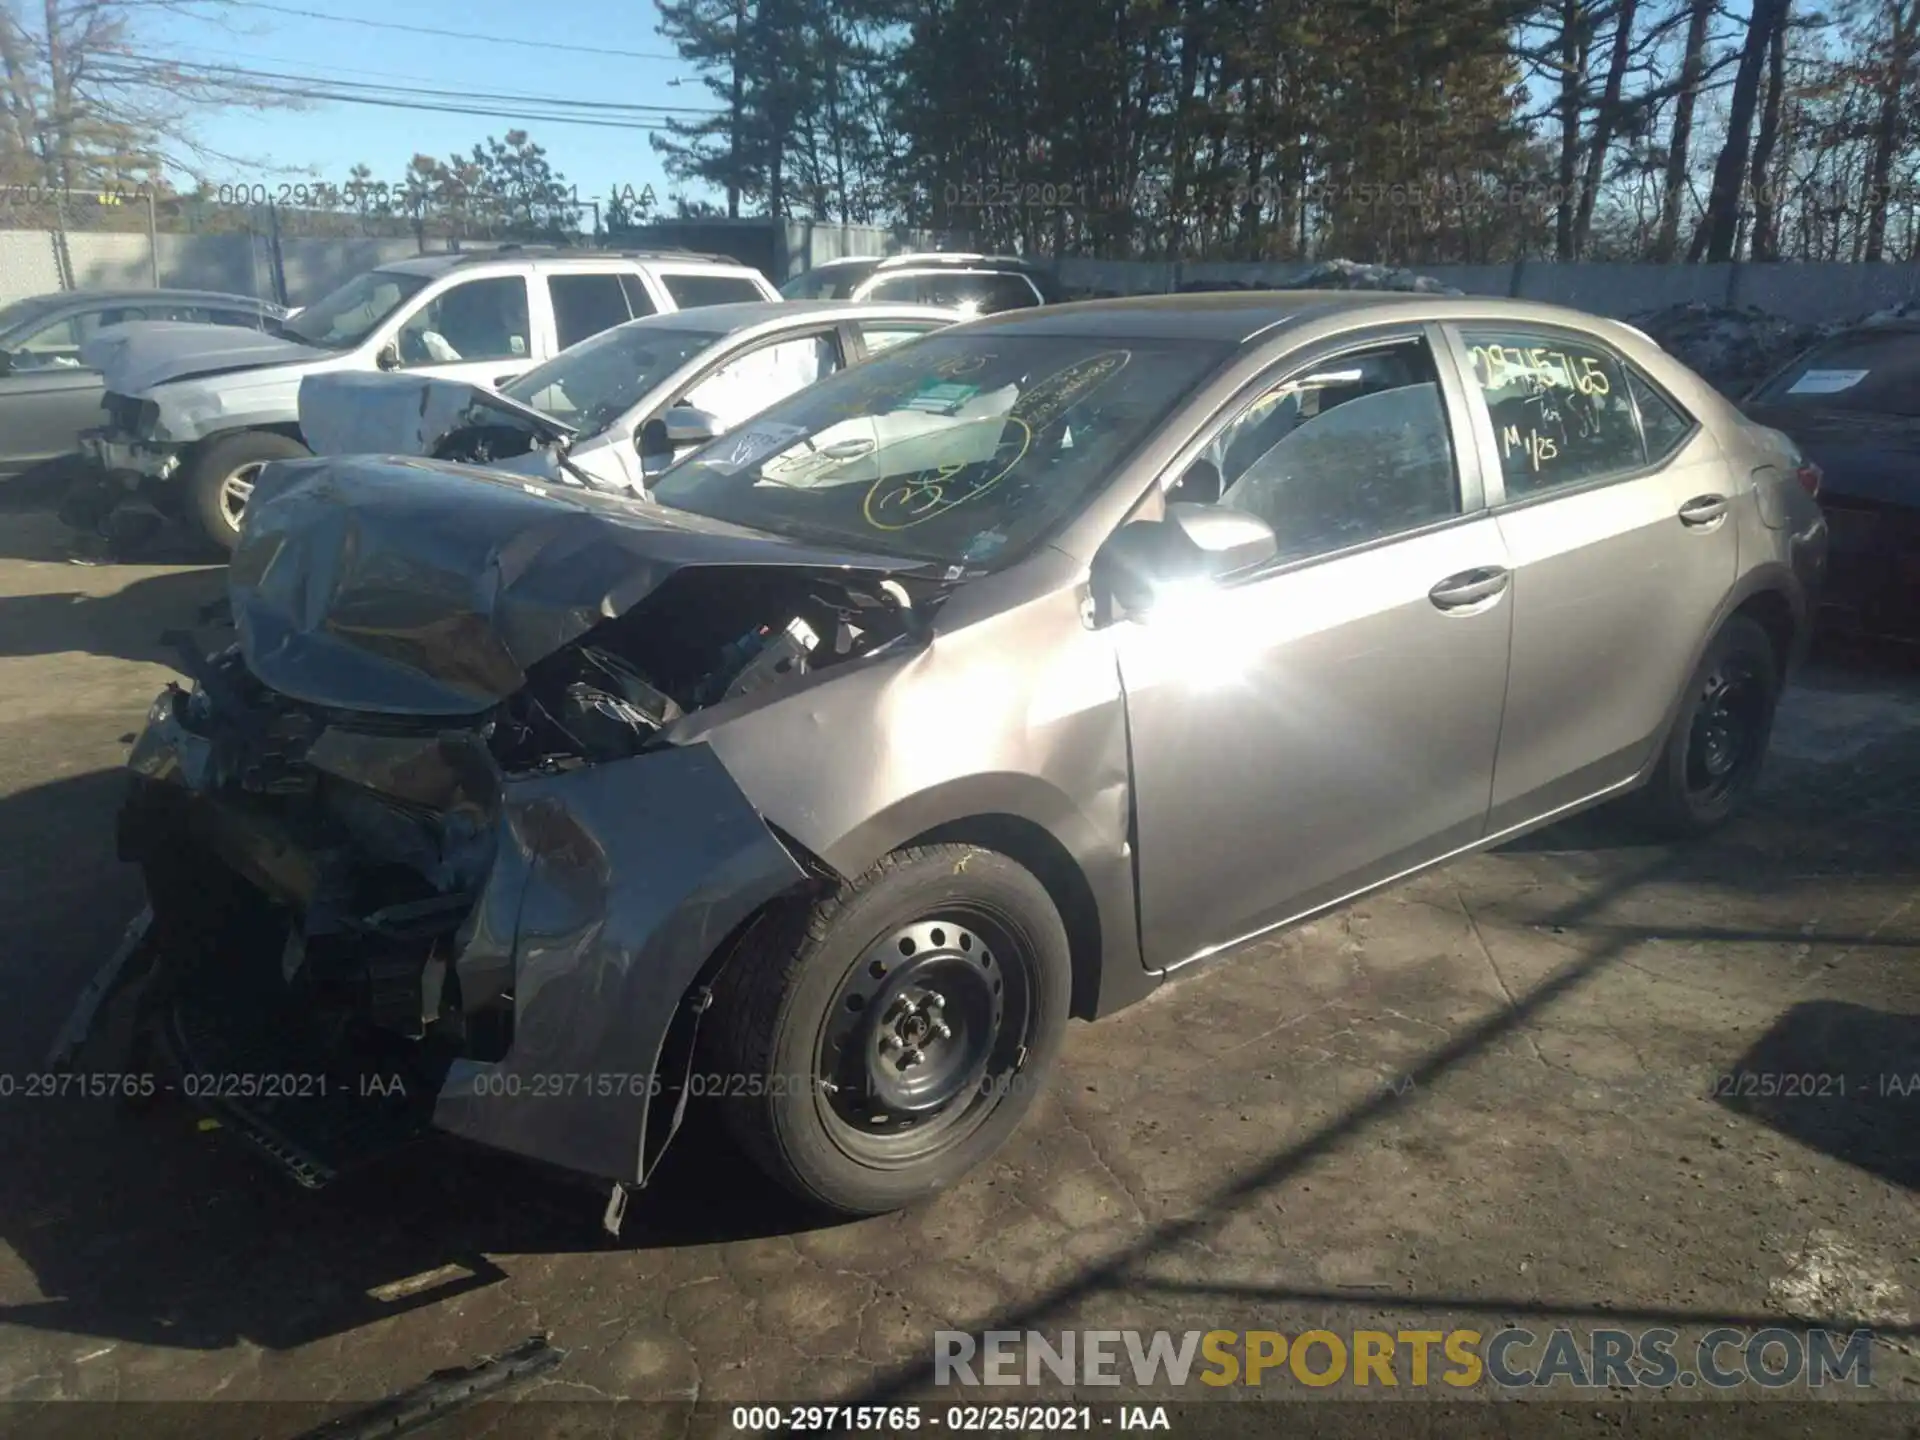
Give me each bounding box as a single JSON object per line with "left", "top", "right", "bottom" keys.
{"left": 1429, "top": 566, "right": 1511, "bottom": 610}
{"left": 1679, "top": 494, "right": 1730, "bottom": 526}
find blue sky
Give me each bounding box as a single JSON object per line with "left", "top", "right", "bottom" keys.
{"left": 152, "top": 0, "right": 706, "bottom": 210}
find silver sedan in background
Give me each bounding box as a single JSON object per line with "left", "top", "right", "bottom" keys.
{"left": 72, "top": 292, "right": 1827, "bottom": 1224}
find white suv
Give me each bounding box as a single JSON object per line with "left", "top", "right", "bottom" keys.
{"left": 72, "top": 247, "right": 780, "bottom": 548}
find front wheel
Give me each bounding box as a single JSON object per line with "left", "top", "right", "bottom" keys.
{"left": 186, "top": 431, "right": 311, "bottom": 552}
{"left": 707, "top": 845, "right": 1072, "bottom": 1216}
{"left": 1632, "top": 615, "right": 1780, "bottom": 838}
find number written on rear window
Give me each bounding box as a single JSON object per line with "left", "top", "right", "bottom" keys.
{"left": 1460, "top": 330, "right": 1644, "bottom": 498}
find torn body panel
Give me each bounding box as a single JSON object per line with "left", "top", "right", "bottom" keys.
{"left": 74, "top": 452, "right": 997, "bottom": 1186}
{"left": 111, "top": 659, "right": 811, "bottom": 1185}
{"left": 432, "top": 747, "right": 808, "bottom": 1181}
{"left": 230, "top": 455, "right": 942, "bottom": 716}
{"left": 298, "top": 372, "right": 574, "bottom": 461}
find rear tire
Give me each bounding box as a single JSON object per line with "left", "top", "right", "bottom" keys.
{"left": 707, "top": 845, "right": 1072, "bottom": 1216}
{"left": 187, "top": 431, "right": 310, "bottom": 552}
{"left": 1632, "top": 615, "right": 1780, "bottom": 838}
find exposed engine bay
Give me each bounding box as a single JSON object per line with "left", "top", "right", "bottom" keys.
{"left": 501, "top": 567, "right": 921, "bottom": 766}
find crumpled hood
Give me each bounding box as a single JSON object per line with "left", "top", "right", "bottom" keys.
{"left": 83, "top": 320, "right": 331, "bottom": 396}
{"left": 299, "top": 372, "right": 575, "bottom": 458}
{"left": 1744, "top": 404, "right": 1920, "bottom": 509}
{"left": 229, "top": 454, "right": 933, "bottom": 716}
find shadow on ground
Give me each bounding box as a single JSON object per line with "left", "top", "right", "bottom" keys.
{"left": 1716, "top": 1000, "right": 1920, "bottom": 1192}
{"left": 0, "top": 569, "right": 226, "bottom": 666}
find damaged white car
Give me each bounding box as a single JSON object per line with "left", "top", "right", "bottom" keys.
{"left": 296, "top": 300, "right": 964, "bottom": 495}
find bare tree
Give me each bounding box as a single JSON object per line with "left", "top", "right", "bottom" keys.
{"left": 0, "top": 0, "right": 293, "bottom": 190}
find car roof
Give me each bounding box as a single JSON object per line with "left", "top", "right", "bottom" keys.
{"left": 377, "top": 248, "right": 753, "bottom": 278}
{"left": 622, "top": 298, "right": 966, "bottom": 334}
{"left": 957, "top": 290, "right": 1642, "bottom": 343}
{"left": 30, "top": 287, "right": 277, "bottom": 309}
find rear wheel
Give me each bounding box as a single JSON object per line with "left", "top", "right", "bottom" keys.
{"left": 707, "top": 845, "right": 1071, "bottom": 1216}
{"left": 187, "top": 430, "right": 310, "bottom": 552}
{"left": 1632, "top": 615, "right": 1779, "bottom": 837}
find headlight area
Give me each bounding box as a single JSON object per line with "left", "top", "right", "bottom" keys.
{"left": 98, "top": 570, "right": 929, "bottom": 1196}
{"left": 115, "top": 653, "right": 511, "bottom": 1187}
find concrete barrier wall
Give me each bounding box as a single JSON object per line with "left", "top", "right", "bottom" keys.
{"left": 11, "top": 227, "right": 1920, "bottom": 323}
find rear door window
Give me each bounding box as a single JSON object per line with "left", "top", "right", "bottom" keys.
{"left": 1458, "top": 329, "right": 1646, "bottom": 499}
{"left": 549, "top": 273, "right": 634, "bottom": 349}
{"left": 1749, "top": 331, "right": 1920, "bottom": 416}
{"left": 660, "top": 272, "right": 767, "bottom": 308}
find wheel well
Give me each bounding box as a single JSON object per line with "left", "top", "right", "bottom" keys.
{"left": 1732, "top": 587, "right": 1795, "bottom": 678}
{"left": 188, "top": 422, "right": 308, "bottom": 460}
{"left": 903, "top": 814, "right": 1103, "bottom": 1021}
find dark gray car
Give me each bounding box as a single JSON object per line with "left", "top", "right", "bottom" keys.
{"left": 57, "top": 292, "right": 1827, "bottom": 1222}
{"left": 0, "top": 289, "right": 284, "bottom": 479}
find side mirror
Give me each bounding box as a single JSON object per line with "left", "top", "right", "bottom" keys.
{"left": 375, "top": 342, "right": 401, "bottom": 371}
{"left": 0, "top": 351, "right": 13, "bottom": 376}
{"left": 1088, "top": 503, "right": 1277, "bottom": 621}
{"left": 638, "top": 405, "right": 722, "bottom": 477}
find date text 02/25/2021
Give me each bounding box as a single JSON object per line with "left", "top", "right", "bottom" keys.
{"left": 729, "top": 1406, "right": 1170, "bottom": 1432}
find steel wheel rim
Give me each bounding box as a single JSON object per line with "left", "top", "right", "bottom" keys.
{"left": 1685, "top": 658, "right": 1764, "bottom": 802}
{"left": 218, "top": 461, "right": 266, "bottom": 530}
{"left": 814, "top": 910, "right": 1031, "bottom": 1168}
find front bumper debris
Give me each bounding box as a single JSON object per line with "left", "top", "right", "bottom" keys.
{"left": 78, "top": 427, "right": 180, "bottom": 485}
{"left": 68, "top": 667, "right": 811, "bottom": 1191}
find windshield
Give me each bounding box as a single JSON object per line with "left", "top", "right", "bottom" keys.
{"left": 649, "top": 331, "right": 1234, "bottom": 565}
{"left": 779, "top": 264, "right": 874, "bottom": 300}
{"left": 1750, "top": 330, "right": 1920, "bottom": 417}
{"left": 501, "top": 324, "right": 715, "bottom": 435}
{"left": 282, "top": 270, "right": 429, "bottom": 349}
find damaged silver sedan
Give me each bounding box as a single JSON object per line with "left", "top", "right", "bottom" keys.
{"left": 58, "top": 293, "right": 1827, "bottom": 1220}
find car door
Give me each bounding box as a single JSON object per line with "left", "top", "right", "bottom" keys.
{"left": 1444, "top": 323, "right": 1738, "bottom": 831}
{"left": 0, "top": 305, "right": 131, "bottom": 473}
{"left": 1114, "top": 328, "right": 1514, "bottom": 969}
{"left": 389, "top": 274, "right": 535, "bottom": 387}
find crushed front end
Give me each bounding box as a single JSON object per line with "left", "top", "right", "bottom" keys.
{"left": 60, "top": 455, "right": 940, "bottom": 1195}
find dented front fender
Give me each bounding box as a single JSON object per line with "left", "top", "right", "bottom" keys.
{"left": 433, "top": 741, "right": 810, "bottom": 1184}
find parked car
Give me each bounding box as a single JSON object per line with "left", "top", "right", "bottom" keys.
{"left": 779, "top": 252, "right": 1061, "bottom": 312}
{"left": 64, "top": 246, "right": 781, "bottom": 549}
{"left": 1741, "top": 320, "right": 1918, "bottom": 638}
{"left": 0, "top": 288, "right": 284, "bottom": 483}
{"left": 60, "top": 293, "right": 1825, "bottom": 1223}
{"left": 297, "top": 300, "right": 965, "bottom": 495}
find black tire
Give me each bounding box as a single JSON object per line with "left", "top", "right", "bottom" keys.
{"left": 707, "top": 844, "right": 1072, "bottom": 1216}
{"left": 186, "top": 430, "right": 310, "bottom": 552}
{"left": 1632, "top": 615, "right": 1780, "bottom": 838}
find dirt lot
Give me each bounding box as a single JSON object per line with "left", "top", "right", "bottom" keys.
{"left": 0, "top": 501, "right": 1916, "bottom": 1434}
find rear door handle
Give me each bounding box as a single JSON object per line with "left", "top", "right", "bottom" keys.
{"left": 1429, "top": 566, "right": 1511, "bottom": 610}
{"left": 1679, "top": 494, "right": 1729, "bottom": 526}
